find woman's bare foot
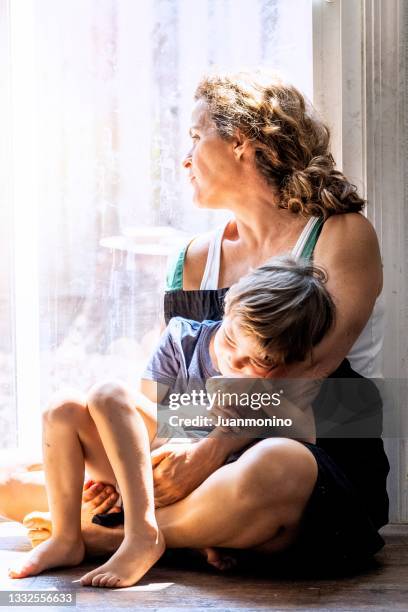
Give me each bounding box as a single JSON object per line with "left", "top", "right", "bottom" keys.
{"left": 23, "top": 482, "right": 120, "bottom": 549}
{"left": 80, "top": 529, "right": 165, "bottom": 588}
{"left": 23, "top": 511, "right": 52, "bottom": 548}
{"left": 8, "top": 536, "right": 85, "bottom": 579}
{"left": 198, "top": 547, "right": 238, "bottom": 571}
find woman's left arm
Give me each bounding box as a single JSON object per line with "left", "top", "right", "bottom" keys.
{"left": 286, "top": 212, "right": 382, "bottom": 378}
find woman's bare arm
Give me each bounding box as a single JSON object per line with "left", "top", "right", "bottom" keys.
{"left": 284, "top": 213, "right": 383, "bottom": 378}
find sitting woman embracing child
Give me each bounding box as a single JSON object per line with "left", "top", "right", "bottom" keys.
{"left": 9, "top": 256, "right": 335, "bottom": 588}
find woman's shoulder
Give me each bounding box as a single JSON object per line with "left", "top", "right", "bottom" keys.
{"left": 320, "top": 211, "right": 377, "bottom": 235}
{"left": 314, "top": 212, "right": 382, "bottom": 295}
{"left": 183, "top": 231, "right": 213, "bottom": 290}
{"left": 183, "top": 220, "right": 234, "bottom": 290}
{"left": 316, "top": 212, "right": 380, "bottom": 257}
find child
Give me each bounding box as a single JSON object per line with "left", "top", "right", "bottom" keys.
{"left": 9, "top": 256, "right": 334, "bottom": 588}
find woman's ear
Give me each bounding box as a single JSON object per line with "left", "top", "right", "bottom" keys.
{"left": 232, "top": 131, "right": 251, "bottom": 161}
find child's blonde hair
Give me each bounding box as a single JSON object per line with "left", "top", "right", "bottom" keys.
{"left": 224, "top": 256, "right": 335, "bottom": 365}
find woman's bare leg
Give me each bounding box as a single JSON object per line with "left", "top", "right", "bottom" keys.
{"left": 156, "top": 437, "right": 317, "bottom": 550}
{"left": 80, "top": 437, "right": 317, "bottom": 557}
{"left": 0, "top": 470, "right": 48, "bottom": 523}
{"left": 3, "top": 437, "right": 316, "bottom": 556}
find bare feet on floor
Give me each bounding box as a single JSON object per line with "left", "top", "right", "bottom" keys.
{"left": 199, "top": 547, "right": 238, "bottom": 571}
{"left": 8, "top": 537, "right": 85, "bottom": 579}
{"left": 80, "top": 530, "right": 165, "bottom": 588}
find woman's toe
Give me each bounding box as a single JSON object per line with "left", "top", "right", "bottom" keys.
{"left": 219, "top": 556, "right": 237, "bottom": 571}
{"left": 23, "top": 512, "right": 51, "bottom": 530}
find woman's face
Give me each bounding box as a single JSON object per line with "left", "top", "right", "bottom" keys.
{"left": 183, "top": 99, "right": 242, "bottom": 208}
{"left": 213, "top": 315, "right": 277, "bottom": 378}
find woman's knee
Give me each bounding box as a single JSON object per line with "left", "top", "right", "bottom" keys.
{"left": 235, "top": 438, "right": 318, "bottom": 514}
{"left": 43, "top": 391, "right": 88, "bottom": 425}
{"left": 0, "top": 470, "right": 48, "bottom": 521}
{"left": 0, "top": 470, "right": 29, "bottom": 519}
{"left": 0, "top": 470, "right": 18, "bottom": 519}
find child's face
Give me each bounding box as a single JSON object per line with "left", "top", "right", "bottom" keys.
{"left": 213, "top": 315, "right": 277, "bottom": 377}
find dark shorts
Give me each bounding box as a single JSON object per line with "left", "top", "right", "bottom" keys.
{"left": 223, "top": 438, "right": 388, "bottom": 576}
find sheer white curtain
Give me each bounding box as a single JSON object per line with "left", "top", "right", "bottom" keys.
{"left": 1, "top": 0, "right": 312, "bottom": 451}
{"left": 0, "top": 0, "right": 16, "bottom": 448}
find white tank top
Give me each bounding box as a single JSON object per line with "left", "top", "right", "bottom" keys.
{"left": 200, "top": 219, "right": 385, "bottom": 378}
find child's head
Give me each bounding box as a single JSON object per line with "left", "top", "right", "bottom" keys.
{"left": 213, "top": 256, "right": 335, "bottom": 376}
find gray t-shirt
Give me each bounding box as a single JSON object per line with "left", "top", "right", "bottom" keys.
{"left": 143, "top": 316, "right": 221, "bottom": 395}
{"left": 143, "top": 317, "right": 221, "bottom": 438}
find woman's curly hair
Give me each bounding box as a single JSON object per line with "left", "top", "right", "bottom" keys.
{"left": 195, "top": 71, "right": 365, "bottom": 218}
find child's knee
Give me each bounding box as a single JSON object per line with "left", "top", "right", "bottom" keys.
{"left": 43, "top": 392, "right": 88, "bottom": 425}
{"left": 86, "top": 380, "right": 134, "bottom": 418}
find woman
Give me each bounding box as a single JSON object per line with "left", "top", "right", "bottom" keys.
{"left": 1, "top": 71, "right": 389, "bottom": 573}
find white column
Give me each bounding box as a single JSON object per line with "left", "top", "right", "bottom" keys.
{"left": 312, "top": 0, "right": 343, "bottom": 166}
{"left": 364, "top": 0, "right": 408, "bottom": 523}
{"left": 314, "top": 0, "right": 408, "bottom": 522}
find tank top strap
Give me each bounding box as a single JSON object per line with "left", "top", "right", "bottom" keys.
{"left": 166, "top": 245, "right": 186, "bottom": 291}
{"left": 166, "top": 237, "right": 196, "bottom": 291}
{"left": 200, "top": 222, "right": 229, "bottom": 290}
{"left": 300, "top": 217, "right": 324, "bottom": 260}
{"left": 292, "top": 217, "right": 325, "bottom": 261}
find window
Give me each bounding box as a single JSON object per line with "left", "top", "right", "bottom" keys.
{"left": 1, "top": 0, "right": 313, "bottom": 451}
{"left": 0, "top": 0, "right": 16, "bottom": 448}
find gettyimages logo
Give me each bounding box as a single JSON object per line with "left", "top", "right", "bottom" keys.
{"left": 157, "top": 378, "right": 305, "bottom": 437}
{"left": 157, "top": 377, "right": 408, "bottom": 440}
{"left": 167, "top": 388, "right": 283, "bottom": 411}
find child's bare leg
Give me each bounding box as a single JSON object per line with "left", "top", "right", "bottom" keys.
{"left": 79, "top": 381, "right": 165, "bottom": 588}
{"left": 9, "top": 384, "right": 161, "bottom": 582}
{"left": 8, "top": 395, "right": 89, "bottom": 578}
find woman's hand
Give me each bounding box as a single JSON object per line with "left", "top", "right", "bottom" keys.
{"left": 151, "top": 441, "right": 222, "bottom": 507}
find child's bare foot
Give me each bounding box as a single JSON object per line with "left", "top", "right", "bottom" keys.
{"left": 80, "top": 529, "right": 165, "bottom": 588}
{"left": 8, "top": 537, "right": 85, "bottom": 579}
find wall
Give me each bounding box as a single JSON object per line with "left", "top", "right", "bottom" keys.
{"left": 313, "top": 0, "right": 408, "bottom": 522}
